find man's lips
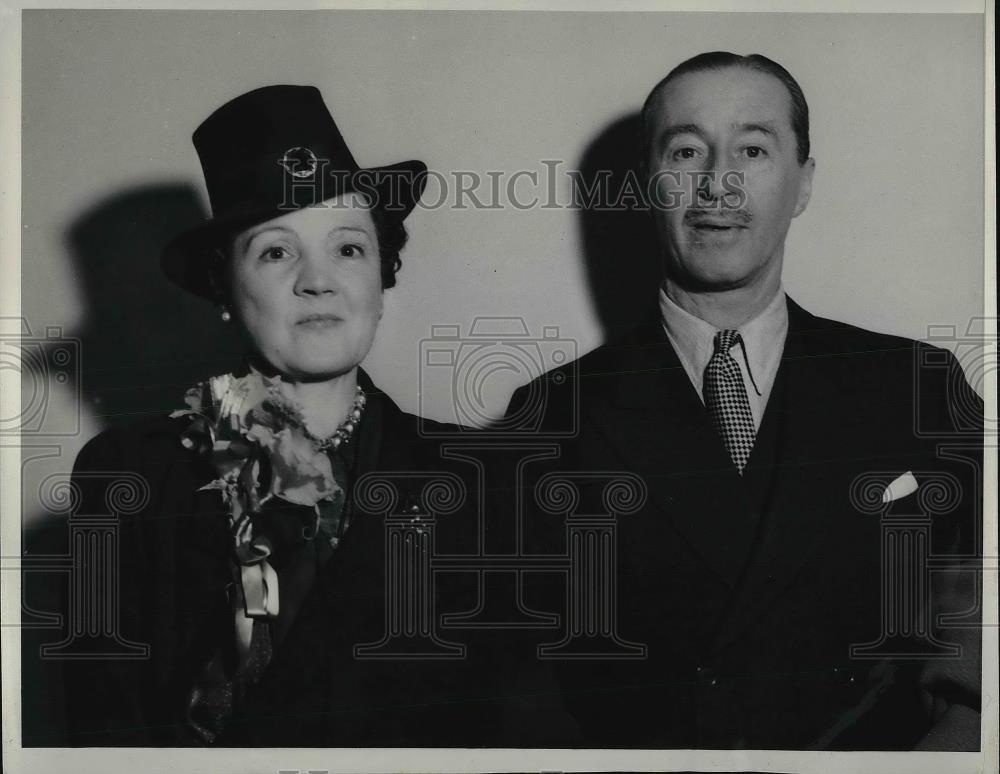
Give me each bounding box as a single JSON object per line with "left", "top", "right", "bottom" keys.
{"left": 687, "top": 219, "right": 748, "bottom": 230}
{"left": 684, "top": 215, "right": 749, "bottom": 245}
{"left": 684, "top": 210, "right": 752, "bottom": 230}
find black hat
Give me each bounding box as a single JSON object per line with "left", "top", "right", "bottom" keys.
{"left": 161, "top": 84, "right": 427, "bottom": 298}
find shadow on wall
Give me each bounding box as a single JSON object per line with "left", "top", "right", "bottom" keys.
{"left": 65, "top": 182, "right": 244, "bottom": 429}
{"left": 21, "top": 183, "right": 243, "bottom": 746}
{"left": 575, "top": 112, "right": 661, "bottom": 343}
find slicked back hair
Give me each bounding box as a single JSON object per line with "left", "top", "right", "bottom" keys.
{"left": 640, "top": 52, "right": 811, "bottom": 171}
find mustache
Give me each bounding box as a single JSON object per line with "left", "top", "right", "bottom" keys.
{"left": 684, "top": 208, "right": 753, "bottom": 225}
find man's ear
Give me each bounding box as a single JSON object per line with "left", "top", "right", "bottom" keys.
{"left": 792, "top": 157, "right": 815, "bottom": 218}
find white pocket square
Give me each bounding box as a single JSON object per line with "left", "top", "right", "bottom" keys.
{"left": 882, "top": 471, "right": 919, "bottom": 503}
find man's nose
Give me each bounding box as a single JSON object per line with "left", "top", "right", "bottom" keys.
{"left": 695, "top": 160, "right": 728, "bottom": 205}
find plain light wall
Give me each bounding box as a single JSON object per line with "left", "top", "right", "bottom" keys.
{"left": 19, "top": 10, "right": 985, "bottom": 523}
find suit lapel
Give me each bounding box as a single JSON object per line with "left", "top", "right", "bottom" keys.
{"left": 354, "top": 368, "right": 385, "bottom": 481}
{"left": 709, "top": 298, "right": 850, "bottom": 653}
{"left": 278, "top": 367, "right": 393, "bottom": 631}
{"left": 586, "top": 321, "right": 758, "bottom": 589}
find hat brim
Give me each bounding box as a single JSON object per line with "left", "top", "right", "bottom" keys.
{"left": 161, "top": 159, "right": 427, "bottom": 299}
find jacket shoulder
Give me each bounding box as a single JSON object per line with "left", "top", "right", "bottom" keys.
{"left": 388, "top": 408, "right": 466, "bottom": 438}
{"left": 794, "top": 307, "right": 921, "bottom": 358}
{"left": 70, "top": 415, "right": 208, "bottom": 521}
{"left": 790, "top": 304, "right": 982, "bottom": 438}
{"left": 792, "top": 307, "right": 966, "bottom": 390}
{"left": 365, "top": 388, "right": 475, "bottom": 477}
{"left": 374, "top": 389, "right": 467, "bottom": 440}
{"left": 73, "top": 414, "right": 195, "bottom": 473}
{"left": 507, "top": 320, "right": 661, "bottom": 407}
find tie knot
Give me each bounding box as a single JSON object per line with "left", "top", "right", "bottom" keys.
{"left": 713, "top": 329, "right": 742, "bottom": 353}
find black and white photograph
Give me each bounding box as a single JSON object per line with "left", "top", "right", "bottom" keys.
{"left": 0, "top": 2, "right": 995, "bottom": 773}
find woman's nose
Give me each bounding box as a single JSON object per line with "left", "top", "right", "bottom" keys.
{"left": 293, "top": 250, "right": 338, "bottom": 296}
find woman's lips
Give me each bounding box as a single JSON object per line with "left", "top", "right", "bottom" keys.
{"left": 297, "top": 314, "right": 343, "bottom": 329}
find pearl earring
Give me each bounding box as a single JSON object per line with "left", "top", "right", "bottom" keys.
{"left": 220, "top": 307, "right": 232, "bottom": 322}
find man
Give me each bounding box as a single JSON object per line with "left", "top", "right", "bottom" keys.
{"left": 503, "top": 52, "right": 983, "bottom": 750}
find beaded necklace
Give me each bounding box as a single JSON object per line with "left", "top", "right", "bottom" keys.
{"left": 266, "top": 385, "right": 367, "bottom": 452}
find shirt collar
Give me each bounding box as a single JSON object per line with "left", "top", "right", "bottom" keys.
{"left": 739, "top": 285, "right": 789, "bottom": 395}
{"left": 658, "top": 284, "right": 788, "bottom": 395}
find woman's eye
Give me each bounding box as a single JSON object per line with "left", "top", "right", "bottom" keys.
{"left": 259, "top": 245, "right": 292, "bottom": 262}
{"left": 339, "top": 243, "right": 365, "bottom": 258}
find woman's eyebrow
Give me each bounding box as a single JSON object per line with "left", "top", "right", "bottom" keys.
{"left": 241, "top": 224, "right": 293, "bottom": 249}
{"left": 325, "top": 225, "right": 375, "bottom": 242}
{"left": 328, "top": 226, "right": 372, "bottom": 236}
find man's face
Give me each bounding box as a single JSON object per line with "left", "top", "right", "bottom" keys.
{"left": 645, "top": 67, "right": 815, "bottom": 292}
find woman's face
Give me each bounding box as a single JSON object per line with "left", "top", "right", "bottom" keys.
{"left": 228, "top": 193, "right": 383, "bottom": 380}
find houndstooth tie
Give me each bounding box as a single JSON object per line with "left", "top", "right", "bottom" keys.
{"left": 704, "top": 329, "right": 756, "bottom": 474}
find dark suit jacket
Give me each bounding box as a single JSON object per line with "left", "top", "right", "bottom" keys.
{"left": 500, "top": 297, "right": 982, "bottom": 750}
{"left": 59, "top": 371, "right": 492, "bottom": 746}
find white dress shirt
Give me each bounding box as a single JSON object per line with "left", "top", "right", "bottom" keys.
{"left": 659, "top": 285, "right": 789, "bottom": 431}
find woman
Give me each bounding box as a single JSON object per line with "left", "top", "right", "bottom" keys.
{"left": 62, "top": 85, "right": 489, "bottom": 746}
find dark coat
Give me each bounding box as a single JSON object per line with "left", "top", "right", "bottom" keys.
{"left": 499, "top": 297, "right": 982, "bottom": 750}
{"left": 60, "top": 372, "right": 493, "bottom": 746}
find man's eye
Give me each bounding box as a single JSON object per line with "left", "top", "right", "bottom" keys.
{"left": 744, "top": 146, "right": 767, "bottom": 159}
{"left": 339, "top": 243, "right": 365, "bottom": 258}
{"left": 672, "top": 147, "right": 700, "bottom": 161}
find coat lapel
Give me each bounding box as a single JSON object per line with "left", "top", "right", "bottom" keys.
{"left": 709, "top": 298, "right": 851, "bottom": 653}
{"left": 354, "top": 368, "right": 386, "bottom": 484}
{"left": 585, "top": 321, "right": 758, "bottom": 589}
{"left": 264, "top": 367, "right": 393, "bottom": 648}
{"left": 258, "top": 380, "right": 432, "bottom": 624}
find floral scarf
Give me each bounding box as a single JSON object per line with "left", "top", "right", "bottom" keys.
{"left": 171, "top": 367, "right": 350, "bottom": 618}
